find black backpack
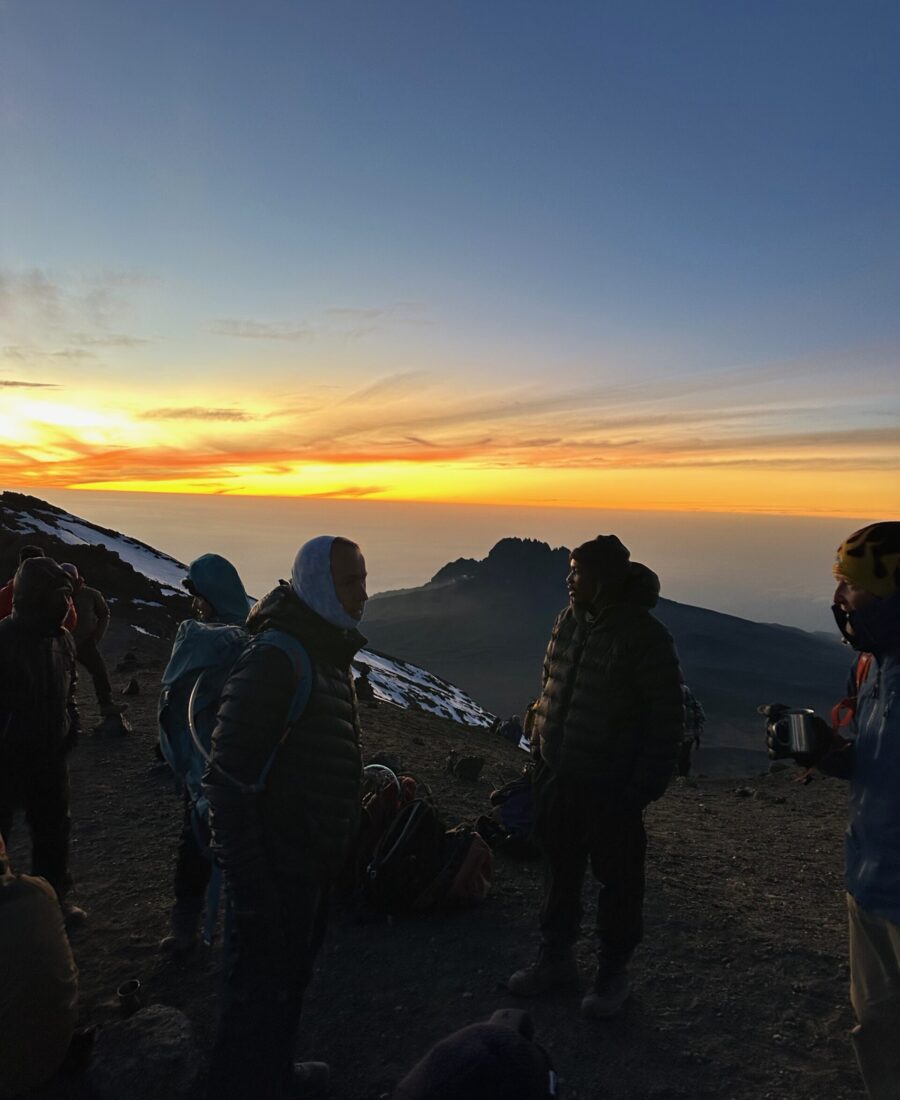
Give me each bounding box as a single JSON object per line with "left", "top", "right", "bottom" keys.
{"left": 365, "top": 799, "right": 446, "bottom": 915}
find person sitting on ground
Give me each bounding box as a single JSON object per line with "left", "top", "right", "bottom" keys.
{"left": 60, "top": 564, "right": 122, "bottom": 718}
{"left": 158, "top": 553, "right": 251, "bottom": 955}
{"left": 0, "top": 556, "right": 85, "bottom": 926}
{"left": 0, "top": 830, "right": 79, "bottom": 1099}
{"left": 0, "top": 545, "right": 77, "bottom": 632}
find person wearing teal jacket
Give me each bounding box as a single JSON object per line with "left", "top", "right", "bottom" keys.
{"left": 159, "top": 553, "right": 251, "bottom": 956}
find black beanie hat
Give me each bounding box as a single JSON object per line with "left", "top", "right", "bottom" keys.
{"left": 571, "top": 534, "right": 630, "bottom": 584}
{"left": 393, "top": 1009, "right": 556, "bottom": 1100}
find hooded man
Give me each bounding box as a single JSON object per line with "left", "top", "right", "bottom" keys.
{"left": 0, "top": 557, "right": 84, "bottom": 925}
{"left": 804, "top": 522, "right": 900, "bottom": 1100}
{"left": 204, "top": 536, "right": 367, "bottom": 1100}
{"left": 508, "top": 535, "right": 683, "bottom": 1018}
{"left": 59, "top": 563, "right": 121, "bottom": 718}
{"left": 0, "top": 546, "right": 77, "bottom": 633}
{"left": 159, "top": 553, "right": 251, "bottom": 956}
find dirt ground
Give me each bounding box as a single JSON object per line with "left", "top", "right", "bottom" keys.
{"left": 10, "top": 633, "right": 865, "bottom": 1100}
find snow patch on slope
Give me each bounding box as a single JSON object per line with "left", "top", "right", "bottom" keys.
{"left": 357, "top": 651, "right": 493, "bottom": 727}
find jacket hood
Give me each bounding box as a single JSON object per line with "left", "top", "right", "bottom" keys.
{"left": 12, "top": 556, "right": 73, "bottom": 633}
{"left": 248, "top": 581, "right": 366, "bottom": 665}
{"left": 187, "top": 553, "right": 251, "bottom": 625}
{"left": 595, "top": 561, "right": 660, "bottom": 611}
{"left": 833, "top": 589, "right": 900, "bottom": 656}
{"left": 290, "top": 535, "right": 363, "bottom": 631}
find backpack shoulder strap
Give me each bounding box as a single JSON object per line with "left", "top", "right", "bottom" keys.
{"left": 242, "top": 628, "right": 313, "bottom": 790}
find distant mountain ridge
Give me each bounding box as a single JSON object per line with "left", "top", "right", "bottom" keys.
{"left": 363, "top": 536, "right": 853, "bottom": 773}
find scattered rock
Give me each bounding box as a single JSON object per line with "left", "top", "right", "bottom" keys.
{"left": 93, "top": 713, "right": 134, "bottom": 737}
{"left": 123, "top": 678, "right": 140, "bottom": 695}
{"left": 733, "top": 786, "right": 754, "bottom": 798}
{"left": 115, "top": 651, "right": 139, "bottom": 673}
{"left": 90, "top": 1004, "right": 200, "bottom": 1100}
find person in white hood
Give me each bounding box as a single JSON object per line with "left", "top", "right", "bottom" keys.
{"left": 204, "top": 536, "right": 368, "bottom": 1100}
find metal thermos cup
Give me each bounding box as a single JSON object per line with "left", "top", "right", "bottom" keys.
{"left": 776, "top": 709, "right": 818, "bottom": 756}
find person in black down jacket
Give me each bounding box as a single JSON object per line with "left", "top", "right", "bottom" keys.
{"left": 204, "top": 536, "right": 367, "bottom": 1100}
{"left": 0, "top": 556, "right": 84, "bottom": 926}
{"left": 508, "top": 535, "right": 683, "bottom": 1019}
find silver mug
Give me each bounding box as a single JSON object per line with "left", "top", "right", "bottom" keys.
{"left": 773, "top": 708, "right": 818, "bottom": 756}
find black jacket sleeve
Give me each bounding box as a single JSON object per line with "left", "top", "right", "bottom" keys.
{"left": 623, "top": 620, "right": 684, "bottom": 806}
{"left": 203, "top": 642, "right": 296, "bottom": 925}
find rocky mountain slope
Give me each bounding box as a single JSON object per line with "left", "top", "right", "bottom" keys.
{"left": 363, "top": 537, "right": 853, "bottom": 773}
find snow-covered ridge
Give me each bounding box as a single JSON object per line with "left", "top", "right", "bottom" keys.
{"left": 4, "top": 497, "right": 187, "bottom": 594}
{"left": 357, "top": 651, "right": 492, "bottom": 727}
{"left": 1, "top": 492, "right": 494, "bottom": 728}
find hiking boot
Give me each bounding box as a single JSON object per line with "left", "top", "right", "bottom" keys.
{"left": 100, "top": 701, "right": 127, "bottom": 716}
{"left": 291, "top": 1061, "right": 331, "bottom": 1097}
{"left": 62, "top": 902, "right": 88, "bottom": 929}
{"left": 160, "top": 908, "right": 200, "bottom": 957}
{"left": 581, "top": 956, "right": 631, "bottom": 1019}
{"left": 508, "top": 948, "right": 578, "bottom": 997}
{"left": 159, "top": 927, "right": 198, "bottom": 956}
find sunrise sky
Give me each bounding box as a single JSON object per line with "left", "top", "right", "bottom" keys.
{"left": 2, "top": 1, "right": 898, "bottom": 517}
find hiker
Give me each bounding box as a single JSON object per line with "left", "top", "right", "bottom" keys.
{"left": 0, "top": 545, "right": 77, "bottom": 632}
{"left": 354, "top": 662, "right": 378, "bottom": 706}
{"left": 158, "top": 553, "right": 251, "bottom": 955}
{"left": 59, "top": 564, "right": 122, "bottom": 717}
{"left": 677, "top": 683, "right": 705, "bottom": 777}
{"left": 508, "top": 535, "right": 683, "bottom": 1018}
{"left": 768, "top": 522, "right": 900, "bottom": 1100}
{"left": 393, "top": 1009, "right": 557, "bottom": 1100}
{"left": 0, "top": 557, "right": 86, "bottom": 925}
{"left": 497, "top": 714, "right": 525, "bottom": 746}
{"left": 204, "top": 535, "right": 368, "bottom": 1100}
{"left": 0, "top": 830, "right": 79, "bottom": 1099}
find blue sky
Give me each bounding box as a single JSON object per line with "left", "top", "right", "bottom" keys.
{"left": 1, "top": 1, "right": 898, "bottom": 513}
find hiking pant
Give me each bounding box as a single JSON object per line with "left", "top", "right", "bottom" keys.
{"left": 172, "top": 794, "right": 211, "bottom": 919}
{"left": 75, "top": 638, "right": 112, "bottom": 707}
{"left": 206, "top": 876, "right": 329, "bottom": 1100}
{"left": 0, "top": 752, "right": 72, "bottom": 901}
{"left": 533, "top": 763, "right": 646, "bottom": 960}
{"left": 676, "top": 739, "right": 694, "bottom": 777}
{"left": 848, "top": 893, "right": 900, "bottom": 1100}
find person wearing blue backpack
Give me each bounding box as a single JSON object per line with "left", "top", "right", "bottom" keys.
{"left": 204, "top": 535, "right": 368, "bottom": 1100}
{"left": 158, "top": 553, "right": 252, "bottom": 956}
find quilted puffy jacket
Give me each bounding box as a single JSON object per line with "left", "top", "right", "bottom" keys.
{"left": 532, "top": 562, "right": 684, "bottom": 807}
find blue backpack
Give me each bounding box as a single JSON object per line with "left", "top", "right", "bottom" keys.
{"left": 159, "top": 620, "right": 313, "bottom": 811}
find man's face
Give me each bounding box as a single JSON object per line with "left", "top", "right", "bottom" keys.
{"left": 192, "top": 595, "right": 215, "bottom": 622}
{"left": 567, "top": 557, "right": 597, "bottom": 607}
{"left": 833, "top": 575, "right": 876, "bottom": 635}
{"left": 331, "top": 541, "right": 368, "bottom": 620}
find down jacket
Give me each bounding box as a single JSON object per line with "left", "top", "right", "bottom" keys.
{"left": 532, "top": 562, "right": 683, "bottom": 806}
{"left": 204, "top": 582, "right": 364, "bottom": 909}
{"left": 0, "top": 558, "right": 78, "bottom": 757}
